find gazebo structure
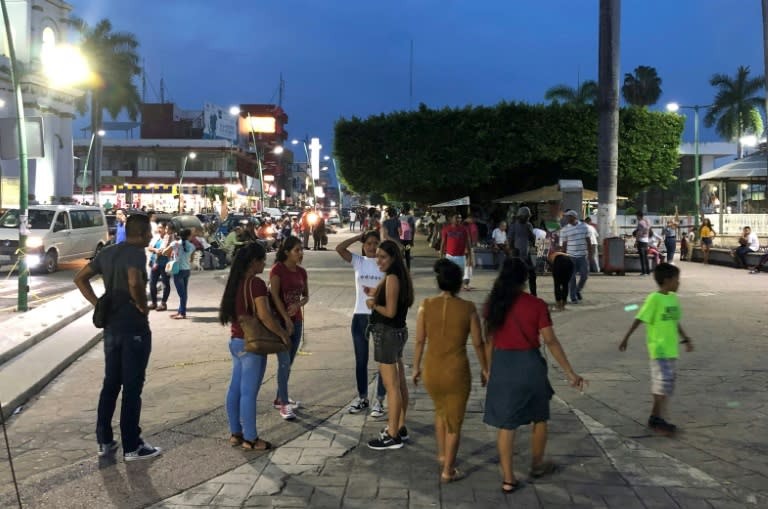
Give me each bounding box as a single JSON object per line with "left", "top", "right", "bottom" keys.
{"left": 693, "top": 153, "right": 768, "bottom": 236}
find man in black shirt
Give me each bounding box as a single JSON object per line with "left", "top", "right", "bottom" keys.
{"left": 74, "top": 214, "right": 162, "bottom": 461}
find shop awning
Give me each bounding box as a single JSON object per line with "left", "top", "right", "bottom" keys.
{"left": 431, "top": 196, "right": 470, "bottom": 208}
{"left": 115, "top": 184, "right": 213, "bottom": 194}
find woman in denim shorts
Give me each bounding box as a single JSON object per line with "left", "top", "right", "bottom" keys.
{"left": 365, "top": 240, "right": 414, "bottom": 450}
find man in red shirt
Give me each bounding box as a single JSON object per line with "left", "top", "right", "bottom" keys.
{"left": 440, "top": 212, "right": 472, "bottom": 278}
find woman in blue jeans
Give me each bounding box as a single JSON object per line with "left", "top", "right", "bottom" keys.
{"left": 166, "top": 228, "right": 196, "bottom": 319}
{"left": 270, "top": 237, "right": 309, "bottom": 420}
{"left": 335, "top": 231, "right": 387, "bottom": 416}
{"left": 219, "top": 243, "right": 289, "bottom": 450}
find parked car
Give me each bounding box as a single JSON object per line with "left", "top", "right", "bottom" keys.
{"left": 0, "top": 205, "right": 109, "bottom": 273}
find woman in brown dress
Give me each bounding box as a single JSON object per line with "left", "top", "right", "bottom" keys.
{"left": 413, "top": 259, "right": 489, "bottom": 482}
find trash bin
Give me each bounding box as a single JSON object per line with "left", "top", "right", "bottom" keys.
{"left": 602, "top": 237, "right": 625, "bottom": 275}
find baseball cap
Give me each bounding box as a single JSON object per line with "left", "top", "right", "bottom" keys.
{"left": 564, "top": 210, "right": 579, "bottom": 218}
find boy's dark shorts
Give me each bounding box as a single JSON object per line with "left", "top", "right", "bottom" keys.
{"left": 370, "top": 323, "right": 408, "bottom": 364}
{"left": 650, "top": 358, "right": 676, "bottom": 396}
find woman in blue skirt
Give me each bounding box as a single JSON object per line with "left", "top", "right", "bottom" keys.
{"left": 483, "top": 258, "right": 585, "bottom": 494}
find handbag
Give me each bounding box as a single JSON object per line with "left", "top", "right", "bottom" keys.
{"left": 165, "top": 260, "right": 179, "bottom": 275}
{"left": 238, "top": 277, "right": 289, "bottom": 354}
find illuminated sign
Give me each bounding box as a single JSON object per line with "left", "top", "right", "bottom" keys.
{"left": 247, "top": 116, "right": 276, "bottom": 134}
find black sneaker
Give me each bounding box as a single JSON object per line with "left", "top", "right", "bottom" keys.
{"left": 576, "top": 291, "right": 583, "bottom": 301}
{"left": 648, "top": 415, "right": 677, "bottom": 434}
{"left": 124, "top": 441, "right": 162, "bottom": 462}
{"left": 348, "top": 398, "right": 370, "bottom": 414}
{"left": 97, "top": 440, "right": 118, "bottom": 457}
{"left": 368, "top": 433, "right": 403, "bottom": 450}
{"left": 380, "top": 425, "right": 410, "bottom": 442}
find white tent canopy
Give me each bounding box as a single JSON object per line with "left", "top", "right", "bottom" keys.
{"left": 691, "top": 153, "right": 767, "bottom": 182}
{"left": 430, "top": 196, "right": 470, "bottom": 208}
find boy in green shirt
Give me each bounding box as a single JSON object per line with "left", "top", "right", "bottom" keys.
{"left": 619, "top": 263, "right": 694, "bottom": 434}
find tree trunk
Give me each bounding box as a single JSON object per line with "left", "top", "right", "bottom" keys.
{"left": 90, "top": 93, "right": 103, "bottom": 206}
{"left": 597, "top": 0, "right": 621, "bottom": 240}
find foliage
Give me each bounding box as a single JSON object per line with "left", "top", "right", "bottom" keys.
{"left": 334, "top": 102, "right": 684, "bottom": 204}
{"left": 621, "top": 65, "right": 663, "bottom": 107}
{"left": 72, "top": 18, "right": 142, "bottom": 126}
{"left": 704, "top": 65, "right": 764, "bottom": 154}
{"left": 544, "top": 80, "right": 598, "bottom": 105}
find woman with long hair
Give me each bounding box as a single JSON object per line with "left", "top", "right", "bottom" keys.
{"left": 413, "top": 259, "right": 489, "bottom": 482}
{"left": 166, "top": 228, "right": 196, "bottom": 319}
{"left": 483, "top": 258, "right": 585, "bottom": 493}
{"left": 270, "top": 236, "right": 309, "bottom": 420}
{"left": 366, "top": 240, "right": 414, "bottom": 450}
{"left": 699, "top": 218, "right": 716, "bottom": 264}
{"left": 335, "top": 230, "right": 387, "bottom": 417}
{"left": 219, "top": 243, "right": 289, "bottom": 450}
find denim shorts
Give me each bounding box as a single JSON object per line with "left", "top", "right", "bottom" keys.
{"left": 702, "top": 237, "right": 713, "bottom": 246}
{"left": 650, "top": 358, "right": 676, "bottom": 396}
{"left": 370, "top": 323, "right": 408, "bottom": 364}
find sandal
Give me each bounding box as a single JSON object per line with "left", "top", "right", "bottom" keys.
{"left": 529, "top": 461, "right": 558, "bottom": 478}
{"left": 242, "top": 438, "right": 272, "bottom": 451}
{"left": 440, "top": 468, "right": 465, "bottom": 483}
{"left": 229, "top": 433, "right": 243, "bottom": 447}
{"left": 170, "top": 314, "right": 186, "bottom": 319}
{"left": 156, "top": 303, "right": 167, "bottom": 312}
{"left": 501, "top": 480, "right": 520, "bottom": 494}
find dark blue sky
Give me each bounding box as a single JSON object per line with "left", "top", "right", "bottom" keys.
{"left": 70, "top": 0, "right": 765, "bottom": 151}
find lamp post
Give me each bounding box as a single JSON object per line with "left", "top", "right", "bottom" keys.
{"left": 81, "top": 129, "right": 105, "bottom": 203}
{"left": 324, "top": 155, "right": 344, "bottom": 210}
{"left": 292, "top": 138, "right": 314, "bottom": 208}
{"left": 666, "top": 102, "right": 712, "bottom": 230}
{"left": 178, "top": 151, "right": 196, "bottom": 213}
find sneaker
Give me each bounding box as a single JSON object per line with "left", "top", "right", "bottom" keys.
{"left": 348, "top": 398, "right": 370, "bottom": 414}
{"left": 273, "top": 398, "right": 300, "bottom": 410}
{"left": 380, "top": 425, "right": 410, "bottom": 442}
{"left": 280, "top": 404, "right": 297, "bottom": 420}
{"left": 576, "top": 291, "right": 583, "bottom": 301}
{"left": 97, "top": 440, "right": 118, "bottom": 457}
{"left": 750, "top": 268, "right": 760, "bottom": 274}
{"left": 367, "top": 433, "right": 403, "bottom": 450}
{"left": 370, "top": 400, "right": 385, "bottom": 418}
{"left": 648, "top": 415, "right": 677, "bottom": 434}
{"left": 124, "top": 442, "right": 162, "bottom": 462}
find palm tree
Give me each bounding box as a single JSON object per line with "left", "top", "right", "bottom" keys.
{"left": 72, "top": 18, "right": 141, "bottom": 193}
{"left": 597, "top": 0, "right": 620, "bottom": 239}
{"left": 704, "top": 65, "right": 765, "bottom": 157}
{"left": 544, "top": 80, "right": 598, "bottom": 105}
{"left": 621, "top": 65, "right": 662, "bottom": 107}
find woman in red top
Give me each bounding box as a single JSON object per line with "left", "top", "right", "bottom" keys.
{"left": 483, "top": 258, "right": 585, "bottom": 493}
{"left": 219, "top": 243, "right": 289, "bottom": 450}
{"left": 270, "top": 236, "right": 309, "bottom": 420}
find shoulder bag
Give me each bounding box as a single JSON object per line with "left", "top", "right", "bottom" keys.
{"left": 239, "top": 277, "right": 289, "bottom": 354}
{"left": 165, "top": 242, "right": 180, "bottom": 275}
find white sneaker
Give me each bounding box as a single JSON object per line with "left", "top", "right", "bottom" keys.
{"left": 273, "top": 398, "right": 300, "bottom": 410}
{"left": 370, "top": 400, "right": 385, "bottom": 418}
{"left": 348, "top": 398, "right": 370, "bottom": 414}
{"left": 280, "top": 404, "right": 297, "bottom": 420}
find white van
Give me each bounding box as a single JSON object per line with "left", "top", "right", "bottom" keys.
{"left": 0, "top": 205, "right": 109, "bottom": 273}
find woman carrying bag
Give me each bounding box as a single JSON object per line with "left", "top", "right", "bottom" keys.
{"left": 218, "top": 243, "right": 289, "bottom": 451}
{"left": 166, "top": 228, "right": 196, "bottom": 319}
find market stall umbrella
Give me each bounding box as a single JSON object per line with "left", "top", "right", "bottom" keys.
{"left": 430, "top": 196, "right": 470, "bottom": 208}
{"left": 493, "top": 185, "right": 600, "bottom": 203}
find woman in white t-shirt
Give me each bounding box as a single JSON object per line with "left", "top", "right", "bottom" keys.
{"left": 336, "top": 231, "right": 387, "bottom": 417}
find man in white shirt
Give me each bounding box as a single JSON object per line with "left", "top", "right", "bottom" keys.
{"left": 560, "top": 210, "right": 593, "bottom": 303}
{"left": 733, "top": 226, "right": 759, "bottom": 268}
{"left": 491, "top": 221, "right": 511, "bottom": 264}
{"left": 584, "top": 217, "right": 600, "bottom": 272}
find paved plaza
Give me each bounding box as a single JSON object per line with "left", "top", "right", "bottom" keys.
{"left": 0, "top": 232, "right": 765, "bottom": 508}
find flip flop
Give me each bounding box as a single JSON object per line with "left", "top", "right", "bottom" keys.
{"left": 440, "top": 468, "right": 465, "bottom": 483}
{"left": 501, "top": 480, "right": 520, "bottom": 494}
{"left": 529, "top": 461, "right": 558, "bottom": 478}
{"left": 229, "top": 433, "right": 243, "bottom": 447}
{"left": 242, "top": 438, "right": 272, "bottom": 451}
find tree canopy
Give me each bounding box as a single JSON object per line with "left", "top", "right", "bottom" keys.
{"left": 544, "top": 80, "right": 598, "bottom": 106}
{"left": 334, "top": 102, "right": 683, "bottom": 204}
{"left": 622, "top": 65, "right": 662, "bottom": 107}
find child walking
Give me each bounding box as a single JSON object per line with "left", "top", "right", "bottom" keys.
{"left": 619, "top": 263, "right": 693, "bottom": 434}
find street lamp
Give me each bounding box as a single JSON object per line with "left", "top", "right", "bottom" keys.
{"left": 178, "top": 151, "right": 196, "bottom": 213}
{"left": 292, "top": 138, "right": 316, "bottom": 208}
{"left": 323, "top": 155, "right": 344, "bottom": 210}
{"left": 231, "top": 106, "right": 279, "bottom": 212}
{"left": 81, "top": 129, "right": 105, "bottom": 202}
{"left": 666, "top": 102, "right": 712, "bottom": 230}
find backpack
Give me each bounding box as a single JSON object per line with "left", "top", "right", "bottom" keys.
{"left": 400, "top": 218, "right": 413, "bottom": 241}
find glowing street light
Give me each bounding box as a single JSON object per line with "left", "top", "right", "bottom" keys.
{"left": 273, "top": 145, "right": 284, "bottom": 155}
{"left": 42, "top": 44, "right": 91, "bottom": 88}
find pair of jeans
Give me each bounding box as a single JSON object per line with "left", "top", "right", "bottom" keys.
{"left": 552, "top": 255, "right": 574, "bottom": 303}
{"left": 96, "top": 328, "right": 152, "bottom": 453}
{"left": 173, "top": 269, "right": 191, "bottom": 315}
{"left": 569, "top": 255, "right": 589, "bottom": 301}
{"left": 637, "top": 241, "right": 650, "bottom": 274}
{"left": 735, "top": 246, "right": 752, "bottom": 267}
{"left": 149, "top": 264, "right": 170, "bottom": 305}
{"left": 665, "top": 238, "right": 676, "bottom": 263}
{"left": 276, "top": 321, "right": 302, "bottom": 404}
{"left": 226, "top": 338, "right": 268, "bottom": 441}
{"left": 351, "top": 313, "right": 386, "bottom": 400}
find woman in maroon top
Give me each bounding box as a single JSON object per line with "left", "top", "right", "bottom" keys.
{"left": 270, "top": 237, "right": 309, "bottom": 420}
{"left": 483, "top": 258, "right": 585, "bottom": 493}
{"left": 219, "top": 243, "right": 289, "bottom": 450}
